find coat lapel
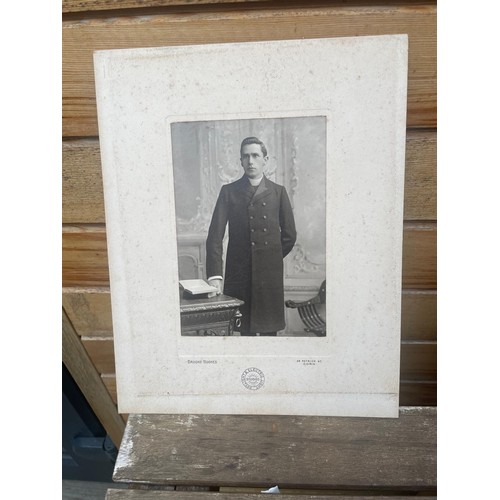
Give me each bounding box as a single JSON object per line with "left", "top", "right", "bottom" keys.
{"left": 252, "top": 175, "right": 272, "bottom": 203}
{"left": 233, "top": 176, "right": 255, "bottom": 203}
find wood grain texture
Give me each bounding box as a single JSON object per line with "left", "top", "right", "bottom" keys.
{"left": 400, "top": 290, "right": 436, "bottom": 341}
{"left": 62, "top": 289, "right": 436, "bottom": 340}
{"left": 102, "top": 373, "right": 118, "bottom": 401}
{"left": 62, "top": 223, "right": 436, "bottom": 288}
{"left": 62, "top": 308, "right": 125, "bottom": 446}
{"left": 63, "top": 288, "right": 113, "bottom": 336}
{"left": 400, "top": 341, "right": 436, "bottom": 381}
{"left": 83, "top": 337, "right": 116, "bottom": 373}
{"left": 62, "top": 480, "right": 128, "bottom": 499}
{"left": 401, "top": 223, "right": 436, "bottom": 289}
{"left": 62, "top": 139, "right": 106, "bottom": 223}
{"left": 63, "top": 130, "right": 436, "bottom": 224}
{"left": 63, "top": 0, "right": 273, "bottom": 13}
{"left": 63, "top": 226, "right": 109, "bottom": 287}
{"left": 64, "top": 0, "right": 438, "bottom": 15}
{"left": 403, "top": 129, "right": 436, "bottom": 220}
{"left": 107, "top": 490, "right": 435, "bottom": 499}
{"left": 62, "top": 5, "right": 436, "bottom": 136}
{"left": 399, "top": 381, "right": 436, "bottom": 406}
{"left": 112, "top": 408, "right": 436, "bottom": 489}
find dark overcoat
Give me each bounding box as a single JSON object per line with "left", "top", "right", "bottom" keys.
{"left": 206, "top": 175, "right": 296, "bottom": 334}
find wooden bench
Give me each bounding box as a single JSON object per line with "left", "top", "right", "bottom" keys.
{"left": 105, "top": 407, "right": 436, "bottom": 499}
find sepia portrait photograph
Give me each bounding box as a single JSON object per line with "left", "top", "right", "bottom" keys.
{"left": 172, "top": 116, "right": 326, "bottom": 338}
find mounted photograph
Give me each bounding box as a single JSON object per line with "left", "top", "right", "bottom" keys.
{"left": 172, "top": 116, "right": 326, "bottom": 338}
{"left": 94, "top": 34, "right": 408, "bottom": 417}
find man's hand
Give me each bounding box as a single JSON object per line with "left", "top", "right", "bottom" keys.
{"left": 207, "top": 278, "right": 223, "bottom": 298}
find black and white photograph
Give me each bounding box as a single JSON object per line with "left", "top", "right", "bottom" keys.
{"left": 172, "top": 117, "right": 326, "bottom": 337}
{"left": 93, "top": 35, "right": 408, "bottom": 416}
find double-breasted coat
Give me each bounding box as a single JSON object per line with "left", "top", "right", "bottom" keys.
{"left": 206, "top": 175, "right": 297, "bottom": 334}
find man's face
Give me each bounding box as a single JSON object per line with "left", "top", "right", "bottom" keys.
{"left": 240, "top": 143, "right": 268, "bottom": 179}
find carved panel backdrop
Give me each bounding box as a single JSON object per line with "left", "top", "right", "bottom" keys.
{"left": 171, "top": 117, "right": 326, "bottom": 336}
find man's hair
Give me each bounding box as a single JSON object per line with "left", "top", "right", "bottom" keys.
{"left": 240, "top": 137, "right": 267, "bottom": 158}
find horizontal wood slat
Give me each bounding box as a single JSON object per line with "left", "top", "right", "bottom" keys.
{"left": 62, "top": 5, "right": 436, "bottom": 136}
{"left": 63, "top": 130, "right": 436, "bottom": 224}
{"left": 102, "top": 374, "right": 436, "bottom": 407}
{"left": 63, "top": 140, "right": 105, "bottom": 223}
{"left": 63, "top": 289, "right": 436, "bottom": 341}
{"left": 401, "top": 224, "right": 436, "bottom": 289}
{"left": 112, "top": 408, "right": 436, "bottom": 488}
{"left": 403, "top": 130, "right": 436, "bottom": 220}
{"left": 106, "top": 490, "right": 435, "bottom": 500}
{"left": 63, "top": 0, "right": 273, "bottom": 14}
{"left": 62, "top": 223, "right": 436, "bottom": 288}
{"left": 64, "top": 0, "right": 437, "bottom": 15}
{"left": 400, "top": 290, "right": 436, "bottom": 341}
{"left": 68, "top": 288, "right": 437, "bottom": 405}
{"left": 400, "top": 342, "right": 436, "bottom": 381}
{"left": 399, "top": 381, "right": 436, "bottom": 406}
{"left": 83, "top": 338, "right": 435, "bottom": 384}
{"left": 63, "top": 289, "right": 114, "bottom": 336}
{"left": 63, "top": 227, "right": 109, "bottom": 287}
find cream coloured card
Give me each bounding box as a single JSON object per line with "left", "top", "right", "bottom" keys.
{"left": 94, "top": 35, "right": 408, "bottom": 417}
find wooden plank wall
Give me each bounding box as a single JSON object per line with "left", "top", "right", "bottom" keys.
{"left": 62, "top": 0, "right": 437, "bottom": 445}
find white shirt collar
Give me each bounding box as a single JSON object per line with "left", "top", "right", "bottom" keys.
{"left": 248, "top": 175, "right": 263, "bottom": 187}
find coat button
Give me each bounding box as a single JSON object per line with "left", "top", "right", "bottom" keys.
{"left": 264, "top": 241, "right": 268, "bottom": 245}
{"left": 263, "top": 215, "right": 267, "bottom": 219}
{"left": 250, "top": 215, "right": 254, "bottom": 219}
{"left": 262, "top": 202, "right": 266, "bottom": 206}
{"left": 263, "top": 228, "right": 267, "bottom": 232}
{"left": 251, "top": 242, "right": 256, "bottom": 246}
{"left": 251, "top": 229, "right": 255, "bottom": 232}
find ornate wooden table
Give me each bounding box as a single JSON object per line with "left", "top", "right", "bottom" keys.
{"left": 180, "top": 293, "right": 244, "bottom": 336}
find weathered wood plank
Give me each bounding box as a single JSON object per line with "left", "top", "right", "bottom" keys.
{"left": 219, "top": 487, "right": 432, "bottom": 496}
{"left": 62, "top": 287, "right": 113, "bottom": 336}
{"left": 400, "top": 290, "right": 436, "bottom": 341}
{"left": 64, "top": 0, "right": 437, "bottom": 15}
{"left": 83, "top": 337, "right": 116, "bottom": 373}
{"left": 102, "top": 373, "right": 118, "bottom": 401}
{"left": 62, "top": 226, "right": 109, "bottom": 287}
{"left": 400, "top": 342, "right": 436, "bottom": 381}
{"left": 112, "top": 408, "right": 436, "bottom": 489}
{"left": 62, "top": 139, "right": 106, "bottom": 223}
{"left": 62, "top": 224, "right": 437, "bottom": 288}
{"left": 399, "top": 381, "right": 436, "bottom": 406}
{"left": 62, "top": 130, "right": 436, "bottom": 224}
{"left": 62, "top": 5, "right": 436, "bottom": 136}
{"left": 62, "top": 480, "right": 128, "bottom": 499}
{"left": 62, "top": 308, "right": 125, "bottom": 447}
{"left": 403, "top": 129, "right": 436, "bottom": 220}
{"left": 107, "top": 490, "right": 435, "bottom": 499}
{"left": 62, "top": 288, "right": 436, "bottom": 341}
{"left": 63, "top": 0, "right": 273, "bottom": 14}
{"left": 401, "top": 223, "right": 436, "bottom": 289}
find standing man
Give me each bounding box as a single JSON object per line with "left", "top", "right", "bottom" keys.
{"left": 206, "top": 137, "right": 297, "bottom": 336}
